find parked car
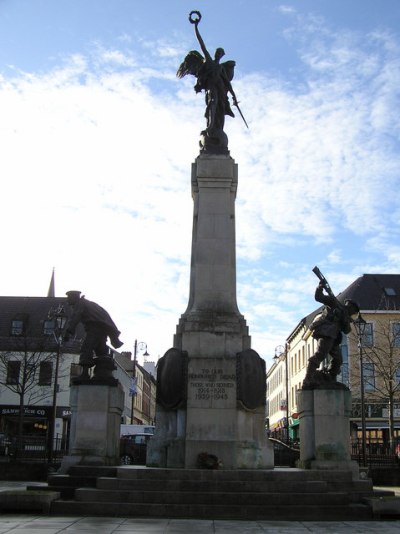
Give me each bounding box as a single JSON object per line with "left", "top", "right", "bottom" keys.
{"left": 120, "top": 433, "right": 152, "bottom": 465}
{"left": 269, "top": 437, "right": 300, "bottom": 467}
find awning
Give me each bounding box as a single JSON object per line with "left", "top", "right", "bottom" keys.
{"left": 353, "top": 421, "right": 400, "bottom": 430}
{"left": 269, "top": 422, "right": 280, "bottom": 430}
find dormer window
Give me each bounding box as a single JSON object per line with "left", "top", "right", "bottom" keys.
{"left": 43, "top": 319, "right": 55, "bottom": 336}
{"left": 11, "top": 319, "right": 24, "bottom": 336}
{"left": 384, "top": 287, "right": 396, "bottom": 296}
{"left": 10, "top": 313, "right": 29, "bottom": 336}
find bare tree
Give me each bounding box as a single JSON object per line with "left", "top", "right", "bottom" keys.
{"left": 350, "top": 309, "right": 400, "bottom": 449}
{"left": 0, "top": 335, "right": 58, "bottom": 440}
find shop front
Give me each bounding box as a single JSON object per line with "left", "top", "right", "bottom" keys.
{"left": 289, "top": 413, "right": 299, "bottom": 443}
{"left": 0, "top": 404, "right": 71, "bottom": 442}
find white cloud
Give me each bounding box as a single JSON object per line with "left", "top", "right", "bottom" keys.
{"left": 0, "top": 14, "right": 399, "bottom": 362}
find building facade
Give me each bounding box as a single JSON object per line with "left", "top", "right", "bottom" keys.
{"left": 267, "top": 274, "right": 400, "bottom": 448}
{"left": 0, "top": 295, "right": 156, "bottom": 448}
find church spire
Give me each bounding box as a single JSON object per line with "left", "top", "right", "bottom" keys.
{"left": 47, "top": 268, "right": 55, "bottom": 297}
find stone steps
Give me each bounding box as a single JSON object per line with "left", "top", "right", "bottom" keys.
{"left": 75, "top": 488, "right": 350, "bottom": 506}
{"left": 96, "top": 476, "right": 329, "bottom": 493}
{"left": 116, "top": 466, "right": 354, "bottom": 482}
{"left": 48, "top": 466, "right": 118, "bottom": 499}
{"left": 48, "top": 466, "right": 375, "bottom": 520}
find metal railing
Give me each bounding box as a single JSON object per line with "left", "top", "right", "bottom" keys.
{"left": 351, "top": 439, "right": 399, "bottom": 467}
{"left": 269, "top": 437, "right": 300, "bottom": 467}
{"left": 2, "top": 435, "right": 68, "bottom": 463}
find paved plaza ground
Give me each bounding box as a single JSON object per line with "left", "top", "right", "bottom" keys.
{"left": 0, "top": 515, "right": 400, "bottom": 533}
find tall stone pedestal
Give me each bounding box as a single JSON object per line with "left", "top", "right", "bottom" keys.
{"left": 60, "top": 382, "right": 124, "bottom": 473}
{"left": 147, "top": 154, "right": 273, "bottom": 470}
{"left": 297, "top": 387, "right": 359, "bottom": 479}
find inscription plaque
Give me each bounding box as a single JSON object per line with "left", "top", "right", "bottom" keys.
{"left": 188, "top": 366, "right": 236, "bottom": 406}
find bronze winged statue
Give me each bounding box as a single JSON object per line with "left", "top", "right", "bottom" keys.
{"left": 177, "top": 11, "right": 247, "bottom": 154}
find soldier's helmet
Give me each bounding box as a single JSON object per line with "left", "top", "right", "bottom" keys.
{"left": 65, "top": 290, "right": 81, "bottom": 302}
{"left": 344, "top": 299, "right": 360, "bottom": 315}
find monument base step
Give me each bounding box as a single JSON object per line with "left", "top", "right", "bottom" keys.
{"left": 45, "top": 466, "right": 380, "bottom": 520}
{"left": 47, "top": 466, "right": 118, "bottom": 499}
{"left": 74, "top": 488, "right": 352, "bottom": 506}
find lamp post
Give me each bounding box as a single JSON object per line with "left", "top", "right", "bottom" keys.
{"left": 47, "top": 304, "right": 66, "bottom": 463}
{"left": 274, "top": 345, "right": 289, "bottom": 444}
{"left": 354, "top": 312, "right": 367, "bottom": 467}
{"left": 130, "top": 340, "right": 148, "bottom": 423}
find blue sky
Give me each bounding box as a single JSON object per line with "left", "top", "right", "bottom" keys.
{"left": 1, "top": 0, "right": 399, "bottom": 365}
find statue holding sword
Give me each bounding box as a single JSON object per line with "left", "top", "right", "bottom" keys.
{"left": 177, "top": 11, "right": 248, "bottom": 153}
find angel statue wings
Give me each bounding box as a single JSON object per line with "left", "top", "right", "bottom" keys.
{"left": 177, "top": 11, "right": 247, "bottom": 154}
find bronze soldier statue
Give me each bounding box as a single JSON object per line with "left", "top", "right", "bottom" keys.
{"left": 303, "top": 268, "right": 359, "bottom": 389}
{"left": 63, "top": 291, "right": 123, "bottom": 372}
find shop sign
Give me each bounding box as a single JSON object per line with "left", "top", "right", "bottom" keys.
{"left": 58, "top": 407, "right": 72, "bottom": 418}
{"left": 0, "top": 405, "right": 51, "bottom": 417}
{"left": 382, "top": 408, "right": 400, "bottom": 418}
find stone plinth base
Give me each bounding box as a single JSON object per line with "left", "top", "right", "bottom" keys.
{"left": 297, "top": 387, "right": 359, "bottom": 479}
{"left": 147, "top": 354, "right": 273, "bottom": 470}
{"left": 60, "top": 383, "right": 124, "bottom": 473}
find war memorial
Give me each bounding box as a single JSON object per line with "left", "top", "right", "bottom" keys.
{"left": 43, "top": 11, "right": 396, "bottom": 520}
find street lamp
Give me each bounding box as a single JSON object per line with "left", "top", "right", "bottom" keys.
{"left": 354, "top": 312, "right": 367, "bottom": 467}
{"left": 274, "top": 344, "right": 289, "bottom": 444}
{"left": 47, "top": 304, "right": 66, "bottom": 463}
{"left": 130, "top": 340, "right": 148, "bottom": 423}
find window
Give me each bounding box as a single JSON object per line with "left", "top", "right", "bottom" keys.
{"left": 10, "top": 313, "right": 29, "bottom": 336}
{"left": 6, "top": 361, "right": 21, "bottom": 384}
{"left": 395, "top": 368, "right": 400, "bottom": 385}
{"left": 361, "top": 323, "right": 374, "bottom": 348}
{"left": 392, "top": 322, "right": 400, "bottom": 348}
{"left": 341, "top": 336, "right": 348, "bottom": 362}
{"left": 363, "top": 363, "right": 375, "bottom": 391}
{"left": 38, "top": 361, "right": 53, "bottom": 386}
{"left": 337, "top": 337, "right": 349, "bottom": 386}
{"left": 384, "top": 287, "right": 397, "bottom": 296}
{"left": 70, "top": 363, "right": 82, "bottom": 385}
{"left": 43, "top": 319, "right": 55, "bottom": 336}
{"left": 11, "top": 320, "right": 24, "bottom": 336}
{"left": 340, "top": 363, "right": 349, "bottom": 387}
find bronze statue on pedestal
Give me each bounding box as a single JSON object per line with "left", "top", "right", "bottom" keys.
{"left": 177, "top": 11, "right": 247, "bottom": 154}
{"left": 63, "top": 291, "right": 123, "bottom": 383}
{"left": 302, "top": 267, "right": 359, "bottom": 389}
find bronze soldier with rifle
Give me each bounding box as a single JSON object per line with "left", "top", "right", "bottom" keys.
{"left": 303, "top": 267, "right": 360, "bottom": 388}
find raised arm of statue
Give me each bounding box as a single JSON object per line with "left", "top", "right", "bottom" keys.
{"left": 191, "top": 14, "right": 211, "bottom": 62}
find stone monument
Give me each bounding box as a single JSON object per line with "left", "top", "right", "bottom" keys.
{"left": 60, "top": 379, "right": 124, "bottom": 471}
{"left": 298, "top": 268, "right": 361, "bottom": 478}
{"left": 297, "top": 387, "right": 359, "bottom": 477}
{"left": 60, "top": 293, "right": 124, "bottom": 472}
{"left": 147, "top": 12, "right": 273, "bottom": 469}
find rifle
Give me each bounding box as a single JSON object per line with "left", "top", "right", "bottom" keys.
{"left": 312, "top": 266, "right": 343, "bottom": 310}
